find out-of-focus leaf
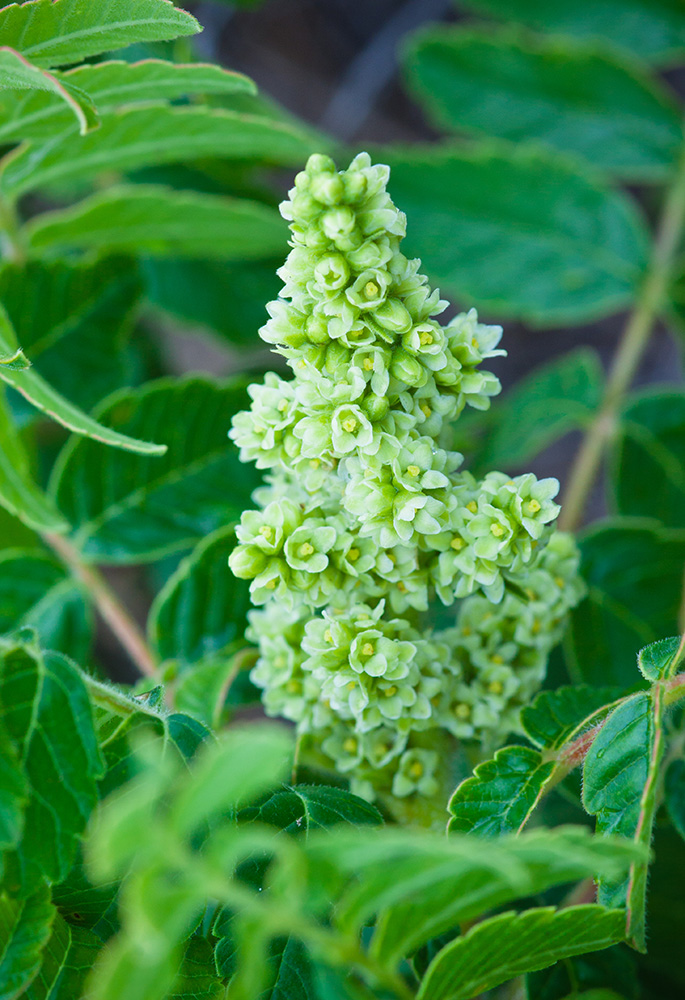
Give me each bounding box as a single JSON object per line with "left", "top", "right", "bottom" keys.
{"left": 0, "top": 257, "right": 142, "bottom": 421}
{"left": 0, "top": 46, "right": 96, "bottom": 135}
{"left": 527, "top": 943, "right": 639, "bottom": 1000}
{"left": 612, "top": 390, "right": 685, "bottom": 529}
{"left": 406, "top": 29, "right": 682, "bottom": 179}
{"left": 26, "top": 185, "right": 287, "bottom": 261}
{"left": 149, "top": 527, "right": 250, "bottom": 666}
{"left": 566, "top": 519, "right": 685, "bottom": 687}
{"left": 142, "top": 256, "right": 279, "bottom": 345}
{"left": 664, "top": 758, "right": 685, "bottom": 842}
{"left": 0, "top": 387, "right": 68, "bottom": 533}
{"left": 479, "top": 348, "right": 603, "bottom": 469}
{"left": 0, "top": 885, "right": 55, "bottom": 999}
{"left": 447, "top": 746, "right": 554, "bottom": 836}
{"left": 386, "top": 145, "right": 648, "bottom": 326}
{"left": 0, "top": 105, "right": 317, "bottom": 198}
{"left": 0, "top": 302, "right": 165, "bottom": 456}
{"left": 0, "top": 638, "right": 102, "bottom": 893}
{"left": 0, "top": 550, "right": 92, "bottom": 661}
{"left": 50, "top": 377, "right": 259, "bottom": 563}
{"left": 460, "top": 0, "right": 685, "bottom": 65}
{"left": 0, "top": 0, "right": 200, "bottom": 69}
{"left": 243, "top": 785, "right": 383, "bottom": 835}
{"left": 0, "top": 59, "right": 254, "bottom": 142}
{"left": 416, "top": 905, "right": 626, "bottom": 1000}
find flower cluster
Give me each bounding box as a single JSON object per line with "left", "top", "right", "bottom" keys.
{"left": 229, "top": 153, "right": 584, "bottom": 810}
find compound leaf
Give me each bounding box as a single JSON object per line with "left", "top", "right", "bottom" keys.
{"left": 448, "top": 746, "right": 554, "bottom": 836}
{"left": 0, "top": 0, "right": 200, "bottom": 70}
{"left": 50, "top": 377, "right": 258, "bottom": 563}
{"left": 417, "top": 905, "right": 626, "bottom": 1000}
{"left": 386, "top": 145, "right": 648, "bottom": 326}
{"left": 406, "top": 28, "right": 682, "bottom": 179}
{"left": 26, "top": 185, "right": 286, "bottom": 261}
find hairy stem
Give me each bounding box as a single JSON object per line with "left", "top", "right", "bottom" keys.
{"left": 43, "top": 531, "right": 158, "bottom": 678}
{"left": 559, "top": 140, "right": 685, "bottom": 532}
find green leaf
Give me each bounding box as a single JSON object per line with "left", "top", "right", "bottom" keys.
{"left": 142, "top": 256, "right": 280, "bottom": 345}
{"left": 612, "top": 390, "right": 685, "bottom": 529}
{"left": 521, "top": 685, "right": 624, "bottom": 750}
{"left": 0, "top": 639, "right": 103, "bottom": 892}
{"left": 0, "top": 885, "right": 55, "bottom": 1000}
{"left": 447, "top": 746, "right": 555, "bottom": 836}
{"left": 314, "top": 826, "right": 643, "bottom": 966}
{"left": 637, "top": 635, "right": 682, "bottom": 680}
{"left": 0, "top": 0, "right": 200, "bottom": 69}
{"left": 478, "top": 348, "right": 603, "bottom": 469}
{"left": 566, "top": 519, "right": 685, "bottom": 686}
{"left": 149, "top": 526, "right": 250, "bottom": 666}
{"left": 26, "top": 185, "right": 287, "bottom": 261}
{"left": 168, "top": 936, "right": 224, "bottom": 1000}
{"left": 50, "top": 376, "right": 259, "bottom": 563}
{"left": 23, "top": 913, "right": 101, "bottom": 1000}
{"left": 405, "top": 29, "right": 682, "bottom": 180}
{"left": 0, "top": 257, "right": 142, "bottom": 422}
{"left": 460, "top": 0, "right": 685, "bottom": 66}
{"left": 527, "top": 943, "right": 639, "bottom": 1000}
{"left": 0, "top": 58, "right": 254, "bottom": 143}
{"left": 0, "top": 302, "right": 164, "bottom": 456}
{"left": 0, "top": 387, "right": 68, "bottom": 533}
{"left": 386, "top": 145, "right": 649, "bottom": 326}
{"left": 583, "top": 690, "right": 665, "bottom": 950}
{"left": 664, "top": 758, "right": 685, "bottom": 842}
{"left": 0, "top": 46, "right": 96, "bottom": 135}
{"left": 0, "top": 721, "right": 27, "bottom": 852}
{"left": 417, "top": 905, "right": 626, "bottom": 1000}
{"left": 244, "top": 785, "right": 383, "bottom": 835}
{"left": 1, "top": 105, "right": 316, "bottom": 199}
{"left": 0, "top": 550, "right": 92, "bottom": 661}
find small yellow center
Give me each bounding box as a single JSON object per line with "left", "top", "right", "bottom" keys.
{"left": 298, "top": 542, "right": 314, "bottom": 558}
{"left": 397, "top": 581, "right": 407, "bottom": 593}
{"left": 265, "top": 579, "right": 276, "bottom": 590}
{"left": 347, "top": 681, "right": 356, "bottom": 691}
{"left": 309, "top": 458, "right": 320, "bottom": 468}
{"left": 364, "top": 281, "right": 379, "bottom": 299}
{"left": 455, "top": 703, "right": 471, "bottom": 720}
{"left": 492, "top": 654, "right": 504, "bottom": 664}
{"left": 467, "top": 500, "right": 478, "bottom": 514}
{"left": 527, "top": 498, "right": 542, "bottom": 514}
{"left": 347, "top": 547, "right": 360, "bottom": 562}
{"left": 555, "top": 576, "right": 565, "bottom": 588}
{"left": 277, "top": 398, "right": 289, "bottom": 412}
{"left": 490, "top": 523, "right": 505, "bottom": 537}
{"left": 274, "top": 655, "right": 286, "bottom": 669}
{"left": 532, "top": 619, "right": 542, "bottom": 634}
{"left": 471, "top": 337, "right": 479, "bottom": 348}
{"left": 259, "top": 525, "right": 273, "bottom": 540}
{"left": 525, "top": 587, "right": 536, "bottom": 600}
{"left": 488, "top": 680, "right": 504, "bottom": 695}
{"left": 420, "top": 403, "right": 432, "bottom": 418}
{"left": 286, "top": 679, "right": 300, "bottom": 694}
{"left": 384, "top": 685, "right": 398, "bottom": 697}
{"left": 342, "top": 417, "right": 357, "bottom": 434}
{"left": 363, "top": 358, "right": 374, "bottom": 371}
{"left": 324, "top": 629, "right": 334, "bottom": 644}
{"left": 407, "top": 464, "right": 421, "bottom": 477}
{"left": 409, "top": 761, "right": 424, "bottom": 778}
{"left": 343, "top": 738, "right": 358, "bottom": 754}
{"left": 419, "top": 331, "right": 433, "bottom": 346}
{"left": 450, "top": 536, "right": 464, "bottom": 551}
{"left": 361, "top": 642, "right": 375, "bottom": 656}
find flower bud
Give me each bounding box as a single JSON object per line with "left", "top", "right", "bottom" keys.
{"left": 321, "top": 206, "right": 356, "bottom": 242}
{"left": 305, "top": 314, "right": 330, "bottom": 344}
{"left": 314, "top": 253, "right": 350, "bottom": 291}
{"left": 343, "top": 170, "right": 368, "bottom": 203}
{"left": 306, "top": 153, "right": 336, "bottom": 175}
{"left": 374, "top": 298, "right": 412, "bottom": 334}
{"left": 390, "top": 348, "right": 425, "bottom": 386}
{"left": 362, "top": 392, "right": 390, "bottom": 421}
{"left": 310, "top": 172, "right": 345, "bottom": 206}
{"left": 229, "top": 544, "right": 267, "bottom": 579}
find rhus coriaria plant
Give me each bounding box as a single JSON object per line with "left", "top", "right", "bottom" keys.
{"left": 229, "top": 152, "right": 585, "bottom": 813}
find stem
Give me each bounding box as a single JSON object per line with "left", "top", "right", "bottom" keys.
{"left": 43, "top": 531, "right": 158, "bottom": 678}
{"left": 0, "top": 192, "right": 25, "bottom": 263}
{"left": 559, "top": 141, "right": 685, "bottom": 532}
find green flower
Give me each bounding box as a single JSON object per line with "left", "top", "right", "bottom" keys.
{"left": 284, "top": 518, "right": 337, "bottom": 573}
{"left": 392, "top": 748, "right": 439, "bottom": 798}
